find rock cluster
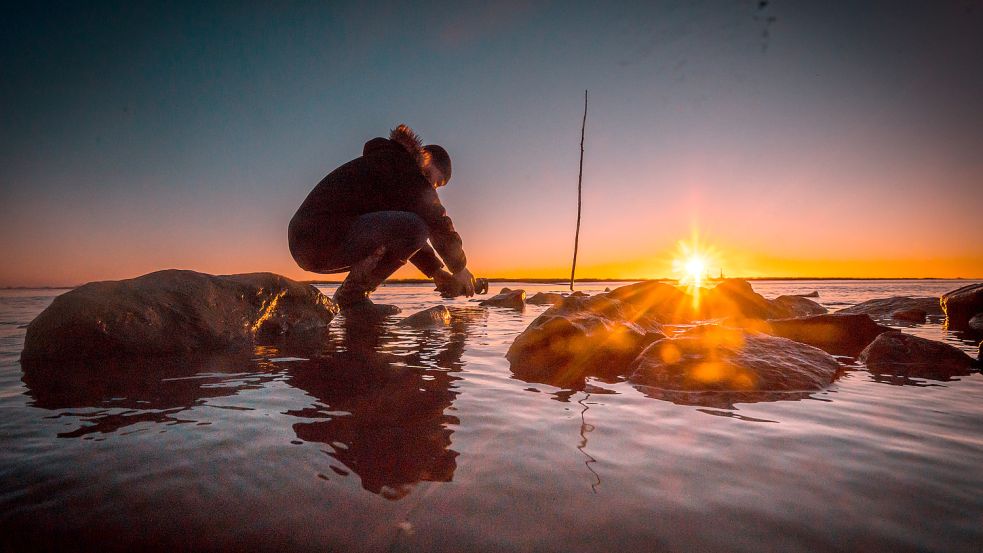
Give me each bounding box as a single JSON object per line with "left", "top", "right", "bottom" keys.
{"left": 941, "top": 283, "right": 983, "bottom": 329}
{"left": 22, "top": 270, "right": 338, "bottom": 360}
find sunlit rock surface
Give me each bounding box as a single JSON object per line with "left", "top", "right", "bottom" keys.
{"left": 859, "top": 331, "right": 977, "bottom": 380}
{"left": 838, "top": 296, "right": 943, "bottom": 319}
{"left": 743, "top": 313, "right": 893, "bottom": 356}
{"left": 942, "top": 283, "right": 983, "bottom": 328}
{"left": 526, "top": 292, "right": 565, "bottom": 306}
{"left": 507, "top": 294, "right": 665, "bottom": 388}
{"left": 479, "top": 289, "right": 526, "bottom": 309}
{"left": 629, "top": 326, "right": 839, "bottom": 392}
{"left": 773, "top": 295, "right": 828, "bottom": 317}
{"left": 21, "top": 270, "right": 338, "bottom": 360}
{"left": 397, "top": 305, "right": 452, "bottom": 328}
{"left": 700, "top": 279, "right": 792, "bottom": 320}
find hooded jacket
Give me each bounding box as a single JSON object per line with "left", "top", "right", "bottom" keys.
{"left": 288, "top": 127, "right": 466, "bottom": 276}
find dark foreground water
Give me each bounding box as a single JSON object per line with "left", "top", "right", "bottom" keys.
{"left": 1, "top": 280, "right": 981, "bottom": 552}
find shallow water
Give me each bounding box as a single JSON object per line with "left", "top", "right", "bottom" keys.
{"left": 1, "top": 280, "right": 981, "bottom": 552}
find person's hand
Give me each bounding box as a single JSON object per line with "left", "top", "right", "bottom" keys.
{"left": 433, "top": 269, "right": 458, "bottom": 298}
{"left": 453, "top": 267, "right": 476, "bottom": 297}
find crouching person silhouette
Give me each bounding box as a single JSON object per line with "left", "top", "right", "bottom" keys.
{"left": 289, "top": 124, "right": 477, "bottom": 316}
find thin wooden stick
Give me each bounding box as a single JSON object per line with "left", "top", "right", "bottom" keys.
{"left": 570, "top": 90, "right": 587, "bottom": 291}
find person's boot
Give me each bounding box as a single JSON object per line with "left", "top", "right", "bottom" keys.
{"left": 332, "top": 246, "right": 402, "bottom": 318}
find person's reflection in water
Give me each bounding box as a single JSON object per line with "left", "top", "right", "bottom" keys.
{"left": 283, "top": 308, "right": 482, "bottom": 500}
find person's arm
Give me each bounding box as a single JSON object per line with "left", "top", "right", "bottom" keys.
{"left": 415, "top": 187, "right": 467, "bottom": 275}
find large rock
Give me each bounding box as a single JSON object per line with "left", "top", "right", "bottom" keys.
{"left": 773, "top": 295, "right": 827, "bottom": 317}
{"left": 941, "top": 283, "right": 983, "bottom": 328}
{"left": 629, "top": 327, "right": 839, "bottom": 392}
{"left": 526, "top": 292, "right": 565, "bottom": 306}
{"left": 21, "top": 270, "right": 338, "bottom": 360}
{"left": 749, "top": 313, "right": 892, "bottom": 356}
{"left": 507, "top": 294, "right": 664, "bottom": 387}
{"left": 479, "top": 289, "right": 526, "bottom": 309}
{"left": 859, "top": 331, "right": 977, "bottom": 379}
{"left": 700, "top": 279, "right": 792, "bottom": 320}
{"left": 838, "top": 296, "right": 943, "bottom": 318}
{"left": 397, "top": 305, "right": 451, "bottom": 328}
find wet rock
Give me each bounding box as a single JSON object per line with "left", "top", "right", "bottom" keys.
{"left": 629, "top": 327, "right": 839, "bottom": 392}
{"left": 21, "top": 270, "right": 338, "bottom": 360}
{"left": 604, "top": 287, "right": 611, "bottom": 292}
{"left": 859, "top": 331, "right": 977, "bottom": 379}
{"left": 941, "top": 283, "right": 983, "bottom": 328}
{"left": 507, "top": 295, "right": 664, "bottom": 388}
{"left": 838, "top": 297, "right": 942, "bottom": 319}
{"left": 605, "top": 281, "right": 693, "bottom": 323}
{"left": 773, "top": 295, "right": 827, "bottom": 317}
{"left": 891, "top": 309, "right": 926, "bottom": 323}
{"left": 526, "top": 292, "right": 565, "bottom": 306}
{"left": 968, "top": 313, "right": 983, "bottom": 332}
{"left": 397, "top": 306, "right": 451, "bottom": 328}
{"left": 479, "top": 289, "right": 525, "bottom": 309}
{"left": 499, "top": 287, "right": 513, "bottom": 294}
{"left": 794, "top": 291, "right": 819, "bottom": 298}
{"left": 701, "top": 279, "right": 792, "bottom": 320}
{"left": 749, "top": 313, "right": 892, "bottom": 356}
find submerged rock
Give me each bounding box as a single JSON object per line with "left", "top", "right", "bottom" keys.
{"left": 507, "top": 295, "right": 664, "bottom": 388}
{"left": 891, "top": 309, "right": 927, "bottom": 323}
{"left": 746, "top": 313, "right": 892, "bottom": 356}
{"left": 859, "top": 331, "right": 977, "bottom": 379}
{"left": 629, "top": 327, "right": 839, "bottom": 392}
{"left": 480, "top": 289, "right": 526, "bottom": 309}
{"left": 940, "top": 283, "right": 983, "bottom": 328}
{"left": 397, "top": 306, "right": 451, "bottom": 328}
{"left": 526, "top": 292, "right": 565, "bottom": 306}
{"left": 838, "top": 297, "right": 943, "bottom": 318}
{"left": 21, "top": 270, "right": 338, "bottom": 360}
{"left": 773, "top": 295, "right": 828, "bottom": 317}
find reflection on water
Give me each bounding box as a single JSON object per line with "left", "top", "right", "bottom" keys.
{"left": 283, "top": 310, "right": 480, "bottom": 500}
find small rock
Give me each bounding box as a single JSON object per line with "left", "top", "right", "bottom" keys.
{"left": 526, "top": 292, "right": 565, "bottom": 306}
{"left": 604, "top": 287, "right": 611, "bottom": 292}
{"left": 891, "top": 309, "right": 926, "bottom": 323}
{"left": 859, "top": 331, "right": 977, "bottom": 379}
{"left": 397, "top": 306, "right": 451, "bottom": 328}
{"left": 570, "top": 291, "right": 589, "bottom": 297}
{"left": 629, "top": 327, "right": 839, "bottom": 392}
{"left": 968, "top": 313, "right": 983, "bottom": 331}
{"left": 499, "top": 287, "right": 512, "bottom": 294}
{"left": 480, "top": 289, "right": 526, "bottom": 309}
{"left": 773, "top": 295, "right": 827, "bottom": 317}
{"left": 794, "top": 291, "right": 819, "bottom": 298}
{"left": 941, "top": 283, "right": 983, "bottom": 328}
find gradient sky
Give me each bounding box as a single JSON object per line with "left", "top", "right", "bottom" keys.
{"left": 2, "top": 1, "right": 982, "bottom": 286}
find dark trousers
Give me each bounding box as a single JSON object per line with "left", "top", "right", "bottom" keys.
{"left": 294, "top": 211, "right": 437, "bottom": 286}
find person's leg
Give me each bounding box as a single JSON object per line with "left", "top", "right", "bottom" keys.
{"left": 333, "top": 211, "right": 430, "bottom": 310}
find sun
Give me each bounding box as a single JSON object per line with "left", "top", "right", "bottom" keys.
{"left": 670, "top": 231, "right": 721, "bottom": 289}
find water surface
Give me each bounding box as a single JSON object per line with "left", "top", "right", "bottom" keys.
{"left": 1, "top": 280, "right": 981, "bottom": 551}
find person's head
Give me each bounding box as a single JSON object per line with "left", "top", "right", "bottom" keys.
{"left": 423, "top": 144, "right": 452, "bottom": 188}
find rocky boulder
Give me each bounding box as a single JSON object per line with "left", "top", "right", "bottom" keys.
{"left": 629, "top": 327, "right": 839, "bottom": 392}
{"left": 891, "top": 309, "right": 926, "bottom": 323}
{"left": 507, "top": 294, "right": 664, "bottom": 388}
{"left": 746, "top": 313, "right": 893, "bottom": 356}
{"left": 773, "top": 295, "right": 828, "bottom": 317}
{"left": 526, "top": 292, "right": 565, "bottom": 306}
{"left": 21, "top": 270, "right": 338, "bottom": 360}
{"left": 859, "top": 331, "right": 977, "bottom": 379}
{"left": 397, "top": 306, "right": 451, "bottom": 328}
{"left": 479, "top": 289, "right": 526, "bottom": 309}
{"left": 941, "top": 283, "right": 983, "bottom": 328}
{"left": 838, "top": 297, "right": 943, "bottom": 319}
{"left": 701, "top": 279, "right": 792, "bottom": 320}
